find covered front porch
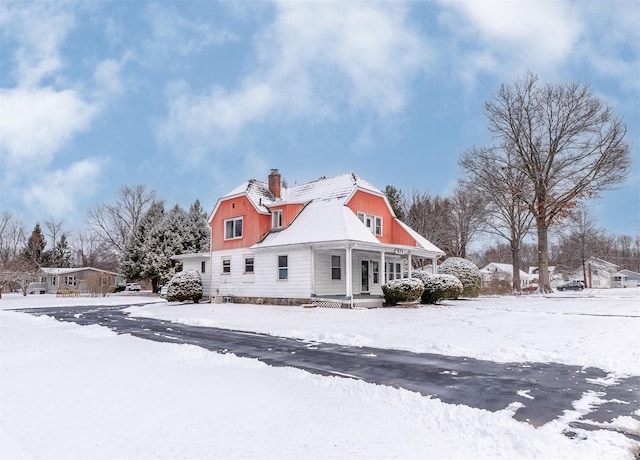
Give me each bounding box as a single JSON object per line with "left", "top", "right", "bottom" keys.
{"left": 310, "top": 241, "right": 440, "bottom": 308}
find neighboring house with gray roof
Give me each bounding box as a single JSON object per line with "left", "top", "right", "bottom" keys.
{"left": 175, "top": 169, "right": 444, "bottom": 307}
{"left": 28, "top": 267, "right": 121, "bottom": 294}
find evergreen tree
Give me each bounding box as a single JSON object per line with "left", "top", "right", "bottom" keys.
{"left": 142, "top": 204, "right": 187, "bottom": 291}
{"left": 121, "top": 201, "right": 165, "bottom": 282}
{"left": 22, "top": 223, "right": 46, "bottom": 267}
{"left": 184, "top": 199, "right": 209, "bottom": 253}
{"left": 384, "top": 185, "right": 406, "bottom": 221}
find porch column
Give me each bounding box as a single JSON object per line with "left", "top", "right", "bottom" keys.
{"left": 432, "top": 257, "right": 438, "bottom": 274}
{"left": 345, "top": 246, "right": 353, "bottom": 300}
{"left": 380, "top": 251, "right": 386, "bottom": 284}
{"left": 407, "top": 253, "right": 412, "bottom": 278}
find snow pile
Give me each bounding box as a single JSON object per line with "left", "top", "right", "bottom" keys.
{"left": 439, "top": 257, "right": 482, "bottom": 297}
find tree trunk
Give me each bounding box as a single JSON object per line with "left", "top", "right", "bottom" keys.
{"left": 536, "top": 217, "right": 552, "bottom": 293}
{"left": 511, "top": 239, "right": 521, "bottom": 293}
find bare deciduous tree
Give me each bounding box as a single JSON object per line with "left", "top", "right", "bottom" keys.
{"left": 460, "top": 148, "right": 534, "bottom": 291}
{"left": 447, "top": 184, "right": 486, "bottom": 259}
{"left": 483, "top": 72, "right": 630, "bottom": 293}
{"left": 87, "top": 185, "right": 156, "bottom": 253}
{"left": 404, "top": 191, "right": 453, "bottom": 253}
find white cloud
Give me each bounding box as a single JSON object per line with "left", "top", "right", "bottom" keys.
{"left": 142, "top": 3, "right": 237, "bottom": 61}
{"left": 438, "top": 0, "right": 582, "bottom": 84}
{"left": 159, "top": 1, "right": 431, "bottom": 159}
{"left": 0, "top": 86, "right": 97, "bottom": 164}
{"left": 0, "top": 2, "right": 75, "bottom": 87}
{"left": 24, "top": 158, "right": 107, "bottom": 219}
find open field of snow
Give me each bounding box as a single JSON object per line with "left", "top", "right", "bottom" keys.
{"left": 1, "top": 290, "right": 639, "bottom": 459}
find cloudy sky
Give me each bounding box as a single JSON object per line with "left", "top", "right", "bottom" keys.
{"left": 1, "top": 0, "right": 638, "bottom": 238}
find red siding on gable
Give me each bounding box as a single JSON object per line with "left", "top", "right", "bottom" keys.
{"left": 269, "top": 203, "right": 305, "bottom": 228}
{"left": 210, "top": 196, "right": 271, "bottom": 250}
{"left": 346, "top": 190, "right": 417, "bottom": 246}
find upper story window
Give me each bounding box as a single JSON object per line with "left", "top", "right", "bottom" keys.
{"left": 224, "top": 217, "right": 243, "bottom": 240}
{"left": 357, "top": 212, "right": 382, "bottom": 236}
{"left": 272, "top": 210, "right": 283, "bottom": 229}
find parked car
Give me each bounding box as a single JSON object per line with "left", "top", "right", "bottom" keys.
{"left": 557, "top": 281, "right": 584, "bottom": 291}
{"left": 125, "top": 282, "right": 141, "bottom": 292}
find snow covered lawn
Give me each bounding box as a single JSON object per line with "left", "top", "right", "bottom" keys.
{"left": 1, "top": 290, "right": 639, "bottom": 459}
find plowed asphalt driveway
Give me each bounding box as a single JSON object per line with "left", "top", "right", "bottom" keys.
{"left": 18, "top": 304, "right": 640, "bottom": 442}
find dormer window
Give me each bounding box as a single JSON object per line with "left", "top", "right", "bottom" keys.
{"left": 224, "top": 217, "right": 243, "bottom": 240}
{"left": 357, "top": 212, "right": 382, "bottom": 236}
{"left": 272, "top": 209, "right": 283, "bottom": 229}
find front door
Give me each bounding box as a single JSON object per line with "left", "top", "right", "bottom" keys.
{"left": 361, "top": 260, "right": 369, "bottom": 293}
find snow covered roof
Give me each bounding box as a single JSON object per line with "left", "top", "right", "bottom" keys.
{"left": 217, "top": 171, "right": 443, "bottom": 256}
{"left": 395, "top": 220, "right": 445, "bottom": 255}
{"left": 221, "top": 173, "right": 383, "bottom": 213}
{"left": 39, "top": 267, "right": 119, "bottom": 276}
{"left": 481, "top": 263, "right": 533, "bottom": 280}
{"left": 253, "top": 200, "right": 380, "bottom": 248}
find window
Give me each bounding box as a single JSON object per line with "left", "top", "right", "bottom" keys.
{"left": 372, "top": 261, "right": 379, "bottom": 284}
{"left": 387, "top": 263, "right": 395, "bottom": 281}
{"left": 222, "top": 258, "right": 231, "bottom": 274}
{"left": 51, "top": 276, "right": 56, "bottom": 286}
{"left": 245, "top": 257, "right": 254, "bottom": 273}
{"left": 201, "top": 261, "right": 206, "bottom": 273}
{"left": 272, "top": 210, "right": 283, "bottom": 229}
{"left": 396, "top": 263, "right": 402, "bottom": 279}
{"left": 224, "top": 217, "right": 243, "bottom": 240}
{"left": 374, "top": 217, "right": 382, "bottom": 236}
{"left": 358, "top": 212, "right": 382, "bottom": 236}
{"left": 278, "top": 255, "right": 288, "bottom": 280}
{"left": 331, "top": 255, "right": 341, "bottom": 280}
{"left": 66, "top": 275, "right": 76, "bottom": 286}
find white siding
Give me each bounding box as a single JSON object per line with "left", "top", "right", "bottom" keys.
{"left": 212, "top": 247, "right": 313, "bottom": 299}
{"left": 180, "top": 256, "right": 213, "bottom": 299}
{"left": 314, "top": 250, "right": 348, "bottom": 296}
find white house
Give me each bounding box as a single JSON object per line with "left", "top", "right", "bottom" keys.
{"left": 176, "top": 170, "right": 445, "bottom": 307}
{"left": 28, "top": 267, "right": 121, "bottom": 294}
{"left": 570, "top": 257, "right": 619, "bottom": 288}
{"left": 611, "top": 269, "right": 640, "bottom": 288}
{"left": 480, "top": 263, "right": 534, "bottom": 290}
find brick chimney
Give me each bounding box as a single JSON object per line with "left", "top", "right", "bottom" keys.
{"left": 268, "top": 168, "right": 281, "bottom": 199}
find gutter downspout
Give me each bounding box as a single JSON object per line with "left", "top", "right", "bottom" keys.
{"left": 208, "top": 226, "right": 214, "bottom": 303}
{"left": 345, "top": 245, "right": 353, "bottom": 308}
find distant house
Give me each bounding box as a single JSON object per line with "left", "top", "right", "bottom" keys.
{"left": 28, "top": 267, "right": 122, "bottom": 294}
{"left": 528, "top": 265, "right": 559, "bottom": 287}
{"left": 480, "top": 263, "right": 534, "bottom": 290}
{"left": 176, "top": 170, "right": 445, "bottom": 307}
{"left": 611, "top": 269, "right": 640, "bottom": 288}
{"left": 570, "top": 257, "right": 619, "bottom": 289}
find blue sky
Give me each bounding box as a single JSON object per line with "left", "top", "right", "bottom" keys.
{"left": 1, "top": 0, "right": 639, "bottom": 239}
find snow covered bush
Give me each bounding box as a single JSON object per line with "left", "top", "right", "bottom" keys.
{"left": 438, "top": 257, "right": 481, "bottom": 298}
{"left": 417, "top": 274, "right": 464, "bottom": 304}
{"left": 381, "top": 278, "right": 424, "bottom": 306}
{"left": 166, "top": 270, "right": 203, "bottom": 303}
